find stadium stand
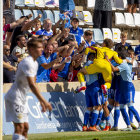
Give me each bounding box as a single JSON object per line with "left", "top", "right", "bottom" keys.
{"left": 133, "top": 13, "right": 140, "bottom": 27}
{"left": 15, "top": 0, "right": 25, "bottom": 7}
{"left": 14, "top": 9, "right": 23, "bottom": 20}
{"left": 33, "top": 10, "right": 44, "bottom": 24}
{"left": 43, "top": 10, "right": 55, "bottom": 25}
{"left": 82, "top": 11, "right": 93, "bottom": 26}
{"left": 102, "top": 28, "right": 113, "bottom": 40}
{"left": 112, "top": 28, "right": 121, "bottom": 43}
{"left": 24, "top": 0, "right": 35, "bottom": 7}
{"left": 22, "top": 9, "right": 34, "bottom": 20}
{"left": 124, "top": 13, "right": 135, "bottom": 27}
{"left": 35, "top": 0, "right": 45, "bottom": 7}
{"left": 93, "top": 28, "right": 103, "bottom": 44}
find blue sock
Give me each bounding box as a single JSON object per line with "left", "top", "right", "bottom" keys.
{"left": 120, "top": 104, "right": 130, "bottom": 126}
{"left": 128, "top": 109, "right": 133, "bottom": 123}
{"left": 91, "top": 110, "right": 99, "bottom": 126}
{"left": 89, "top": 111, "right": 93, "bottom": 126}
{"left": 96, "top": 109, "right": 103, "bottom": 126}
{"left": 101, "top": 105, "right": 113, "bottom": 122}
{"left": 114, "top": 106, "right": 120, "bottom": 127}
{"left": 83, "top": 110, "right": 91, "bottom": 125}
{"left": 127, "top": 103, "right": 140, "bottom": 123}
{"left": 106, "top": 116, "right": 110, "bottom": 126}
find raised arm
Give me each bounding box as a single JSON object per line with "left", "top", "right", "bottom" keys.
{"left": 3, "top": 0, "right": 10, "bottom": 11}
{"left": 21, "top": 14, "right": 42, "bottom": 31}
{"left": 10, "top": 14, "right": 33, "bottom": 29}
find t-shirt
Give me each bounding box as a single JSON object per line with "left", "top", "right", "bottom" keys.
{"left": 36, "top": 52, "right": 57, "bottom": 82}
{"left": 10, "top": 26, "right": 33, "bottom": 53}
{"left": 3, "top": 24, "right": 10, "bottom": 41}
{"left": 5, "top": 55, "right": 38, "bottom": 104}
{"left": 58, "top": 50, "right": 74, "bottom": 78}
{"left": 135, "top": 45, "right": 140, "bottom": 61}
{"left": 117, "top": 62, "right": 132, "bottom": 82}
{"left": 50, "top": 69, "right": 59, "bottom": 82}
{"left": 11, "top": 45, "right": 26, "bottom": 56}
{"left": 35, "top": 29, "right": 53, "bottom": 36}
{"left": 115, "top": 42, "right": 133, "bottom": 51}
{"left": 70, "top": 27, "right": 84, "bottom": 45}
{"left": 58, "top": 34, "right": 75, "bottom": 47}
{"left": 3, "top": 54, "right": 9, "bottom": 62}
{"left": 3, "top": 54, "right": 18, "bottom": 83}
{"left": 68, "top": 70, "right": 78, "bottom": 82}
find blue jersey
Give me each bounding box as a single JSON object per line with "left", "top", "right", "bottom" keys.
{"left": 35, "top": 29, "right": 53, "bottom": 36}
{"left": 117, "top": 62, "right": 132, "bottom": 83}
{"left": 115, "top": 42, "right": 133, "bottom": 51}
{"left": 135, "top": 44, "right": 140, "bottom": 61}
{"left": 36, "top": 52, "right": 57, "bottom": 82}
{"left": 70, "top": 27, "right": 84, "bottom": 45}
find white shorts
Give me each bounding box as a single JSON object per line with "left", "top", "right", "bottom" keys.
{"left": 5, "top": 99, "right": 29, "bottom": 123}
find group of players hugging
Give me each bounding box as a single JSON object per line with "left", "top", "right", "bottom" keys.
{"left": 75, "top": 38, "right": 140, "bottom": 132}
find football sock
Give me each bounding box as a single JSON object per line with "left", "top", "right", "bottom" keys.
{"left": 12, "top": 133, "right": 22, "bottom": 140}
{"left": 83, "top": 110, "right": 91, "bottom": 126}
{"left": 91, "top": 110, "right": 99, "bottom": 126}
{"left": 114, "top": 106, "right": 120, "bottom": 127}
{"left": 96, "top": 109, "right": 103, "bottom": 126}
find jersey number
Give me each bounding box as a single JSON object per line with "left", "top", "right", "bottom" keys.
{"left": 15, "top": 104, "right": 24, "bottom": 113}
{"left": 103, "top": 52, "right": 106, "bottom": 59}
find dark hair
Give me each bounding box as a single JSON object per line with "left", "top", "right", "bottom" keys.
{"left": 115, "top": 45, "right": 126, "bottom": 52}
{"left": 20, "top": 16, "right": 26, "bottom": 19}
{"left": 127, "top": 49, "right": 135, "bottom": 55}
{"left": 118, "top": 51, "right": 127, "bottom": 59}
{"left": 15, "top": 35, "right": 25, "bottom": 43}
{"left": 27, "top": 38, "right": 43, "bottom": 50}
{"left": 88, "top": 53, "right": 95, "bottom": 60}
{"left": 103, "top": 39, "right": 113, "bottom": 49}
{"left": 84, "top": 30, "right": 93, "bottom": 36}
{"left": 3, "top": 16, "right": 6, "bottom": 20}
{"left": 72, "top": 18, "right": 79, "bottom": 23}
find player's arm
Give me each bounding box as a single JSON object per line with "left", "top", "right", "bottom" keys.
{"left": 41, "top": 57, "right": 62, "bottom": 70}
{"left": 84, "top": 46, "right": 97, "bottom": 55}
{"left": 27, "top": 76, "right": 52, "bottom": 112}
{"left": 10, "top": 14, "right": 33, "bottom": 29}
{"left": 113, "top": 52, "right": 123, "bottom": 64}
{"left": 3, "top": 0, "right": 10, "bottom": 11}
{"left": 105, "top": 55, "right": 119, "bottom": 72}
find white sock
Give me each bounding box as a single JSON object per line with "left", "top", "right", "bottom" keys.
{"left": 12, "top": 133, "right": 22, "bottom": 140}
{"left": 127, "top": 125, "right": 131, "bottom": 128}
{"left": 81, "top": 82, "right": 85, "bottom": 87}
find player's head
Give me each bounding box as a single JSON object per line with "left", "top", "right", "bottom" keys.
{"left": 120, "top": 32, "right": 128, "bottom": 43}
{"left": 27, "top": 38, "right": 43, "bottom": 58}
{"left": 33, "top": 20, "right": 41, "bottom": 30}
{"left": 84, "top": 30, "right": 93, "bottom": 42}
{"left": 71, "top": 18, "right": 79, "bottom": 28}
{"left": 88, "top": 53, "right": 96, "bottom": 61}
{"left": 102, "top": 39, "right": 113, "bottom": 49}
{"left": 118, "top": 51, "right": 127, "bottom": 59}
{"left": 3, "top": 45, "right": 10, "bottom": 56}
{"left": 115, "top": 44, "right": 126, "bottom": 53}
{"left": 3, "top": 16, "right": 6, "bottom": 26}
{"left": 44, "top": 43, "right": 53, "bottom": 57}
{"left": 127, "top": 49, "right": 135, "bottom": 58}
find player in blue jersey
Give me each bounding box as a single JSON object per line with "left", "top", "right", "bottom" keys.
{"left": 106, "top": 51, "right": 140, "bottom": 131}
{"left": 82, "top": 53, "right": 103, "bottom": 131}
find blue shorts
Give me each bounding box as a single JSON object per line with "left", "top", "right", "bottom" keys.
{"left": 119, "top": 82, "right": 135, "bottom": 104}
{"left": 85, "top": 84, "right": 103, "bottom": 107}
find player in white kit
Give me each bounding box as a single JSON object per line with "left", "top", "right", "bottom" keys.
{"left": 5, "top": 38, "right": 52, "bottom": 140}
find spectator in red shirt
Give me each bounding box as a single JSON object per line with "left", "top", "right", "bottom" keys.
{"left": 31, "top": 20, "right": 41, "bottom": 35}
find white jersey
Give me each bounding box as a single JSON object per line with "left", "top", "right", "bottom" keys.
{"left": 5, "top": 55, "right": 38, "bottom": 104}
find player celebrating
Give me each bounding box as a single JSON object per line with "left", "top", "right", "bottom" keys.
{"left": 75, "top": 39, "right": 123, "bottom": 96}
{"left": 4, "top": 38, "right": 52, "bottom": 140}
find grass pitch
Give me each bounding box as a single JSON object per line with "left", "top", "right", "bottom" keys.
{"left": 3, "top": 131, "right": 140, "bottom": 140}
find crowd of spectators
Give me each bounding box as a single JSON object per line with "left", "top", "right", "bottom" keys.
{"left": 3, "top": 0, "right": 140, "bottom": 84}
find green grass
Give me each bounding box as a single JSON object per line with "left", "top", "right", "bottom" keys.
{"left": 3, "top": 131, "right": 140, "bottom": 140}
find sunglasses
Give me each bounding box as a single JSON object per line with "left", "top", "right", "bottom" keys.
{"left": 4, "top": 49, "right": 10, "bottom": 51}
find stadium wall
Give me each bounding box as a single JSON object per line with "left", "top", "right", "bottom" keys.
{"left": 2, "top": 81, "right": 140, "bottom": 135}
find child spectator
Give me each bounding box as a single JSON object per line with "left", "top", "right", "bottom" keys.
{"left": 115, "top": 32, "right": 133, "bottom": 51}
{"left": 31, "top": 20, "right": 41, "bottom": 35}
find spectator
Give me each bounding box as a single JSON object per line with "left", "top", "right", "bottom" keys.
{"left": 35, "top": 19, "right": 53, "bottom": 36}
{"left": 36, "top": 44, "right": 62, "bottom": 83}
{"left": 135, "top": 35, "right": 140, "bottom": 61}
{"left": 11, "top": 35, "right": 26, "bottom": 57}
{"left": 59, "top": 0, "right": 76, "bottom": 19}
{"left": 84, "top": 30, "right": 95, "bottom": 49}
{"left": 70, "top": 18, "right": 84, "bottom": 45}
{"left": 10, "top": 14, "right": 42, "bottom": 53}
{"left": 93, "top": 0, "right": 112, "bottom": 29}
{"left": 3, "top": 15, "right": 32, "bottom": 45}
{"left": 3, "top": 45, "right": 21, "bottom": 83}
{"left": 127, "top": 0, "right": 139, "bottom": 13}
{"left": 31, "top": 20, "right": 41, "bottom": 35}
{"left": 115, "top": 32, "right": 133, "bottom": 51}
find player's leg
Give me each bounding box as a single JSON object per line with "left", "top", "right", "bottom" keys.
{"left": 96, "top": 108, "right": 103, "bottom": 130}
{"left": 22, "top": 123, "right": 29, "bottom": 139}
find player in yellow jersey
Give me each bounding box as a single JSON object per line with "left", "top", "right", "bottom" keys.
{"left": 75, "top": 39, "right": 123, "bottom": 96}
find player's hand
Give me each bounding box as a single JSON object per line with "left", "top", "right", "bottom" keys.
{"left": 28, "top": 14, "right": 33, "bottom": 19}
{"left": 38, "top": 14, "right": 42, "bottom": 19}
{"left": 81, "top": 40, "right": 86, "bottom": 46}
{"left": 64, "top": 57, "right": 71, "bottom": 63}
{"left": 54, "top": 57, "right": 62, "bottom": 63}
{"left": 40, "top": 101, "right": 52, "bottom": 112}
